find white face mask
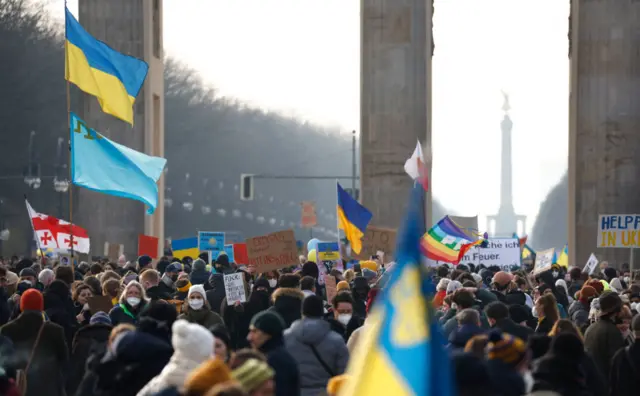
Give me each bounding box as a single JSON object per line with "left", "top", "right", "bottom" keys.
{"left": 127, "top": 297, "right": 141, "bottom": 307}
{"left": 268, "top": 279, "right": 277, "bottom": 288}
{"left": 189, "top": 299, "right": 204, "bottom": 310}
{"left": 337, "top": 314, "right": 352, "bottom": 326}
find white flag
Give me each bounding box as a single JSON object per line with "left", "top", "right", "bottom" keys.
{"left": 404, "top": 140, "right": 424, "bottom": 180}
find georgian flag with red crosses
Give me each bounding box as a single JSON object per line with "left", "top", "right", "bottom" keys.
{"left": 25, "top": 199, "right": 90, "bottom": 254}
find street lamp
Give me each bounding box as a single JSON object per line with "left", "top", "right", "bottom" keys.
{"left": 24, "top": 131, "right": 41, "bottom": 189}
{"left": 182, "top": 173, "right": 193, "bottom": 212}
{"left": 164, "top": 186, "right": 173, "bottom": 208}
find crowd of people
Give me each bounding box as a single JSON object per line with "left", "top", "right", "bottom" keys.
{"left": 0, "top": 250, "right": 637, "bottom": 396}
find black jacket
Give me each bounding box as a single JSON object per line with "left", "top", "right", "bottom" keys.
{"left": 67, "top": 323, "right": 112, "bottom": 395}
{"left": 610, "top": 342, "right": 640, "bottom": 396}
{"left": 260, "top": 336, "right": 300, "bottom": 396}
{"left": 493, "top": 318, "right": 534, "bottom": 342}
{"left": 145, "top": 286, "right": 172, "bottom": 301}
{"left": 269, "top": 287, "right": 304, "bottom": 329}
{"left": 205, "top": 273, "right": 226, "bottom": 314}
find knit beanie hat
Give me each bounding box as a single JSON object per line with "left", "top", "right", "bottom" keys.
{"left": 232, "top": 359, "right": 275, "bottom": 393}
{"left": 188, "top": 284, "right": 206, "bottom": 300}
{"left": 585, "top": 280, "right": 604, "bottom": 295}
{"left": 20, "top": 289, "right": 44, "bottom": 312}
{"left": 250, "top": 310, "right": 285, "bottom": 338}
{"left": 184, "top": 358, "right": 232, "bottom": 395}
{"left": 436, "top": 278, "right": 451, "bottom": 291}
{"left": 487, "top": 330, "right": 527, "bottom": 367}
{"left": 577, "top": 285, "right": 597, "bottom": 304}
{"left": 336, "top": 281, "right": 350, "bottom": 292}
{"left": 90, "top": 311, "right": 112, "bottom": 326}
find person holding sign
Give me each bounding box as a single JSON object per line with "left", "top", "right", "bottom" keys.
{"left": 178, "top": 285, "right": 224, "bottom": 329}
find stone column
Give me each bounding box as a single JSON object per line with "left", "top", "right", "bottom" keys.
{"left": 360, "top": 0, "right": 434, "bottom": 230}
{"left": 569, "top": 0, "right": 640, "bottom": 268}
{"left": 77, "top": 0, "right": 164, "bottom": 258}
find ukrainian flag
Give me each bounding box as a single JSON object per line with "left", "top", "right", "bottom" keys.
{"left": 65, "top": 7, "right": 148, "bottom": 125}
{"left": 171, "top": 237, "right": 199, "bottom": 260}
{"left": 337, "top": 182, "right": 372, "bottom": 254}
{"left": 556, "top": 244, "right": 569, "bottom": 267}
{"left": 340, "top": 185, "right": 454, "bottom": 396}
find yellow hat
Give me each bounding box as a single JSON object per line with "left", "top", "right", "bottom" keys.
{"left": 232, "top": 359, "right": 274, "bottom": 393}
{"left": 185, "top": 358, "right": 232, "bottom": 395}
{"left": 336, "top": 281, "right": 350, "bottom": 292}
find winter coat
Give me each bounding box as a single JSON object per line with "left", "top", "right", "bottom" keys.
{"left": 259, "top": 335, "right": 301, "bottom": 396}
{"left": 220, "top": 298, "right": 252, "bottom": 350}
{"left": 109, "top": 300, "right": 147, "bottom": 326}
{"left": 44, "top": 280, "right": 78, "bottom": 351}
{"left": 77, "top": 330, "right": 173, "bottom": 396}
{"left": 136, "top": 320, "right": 213, "bottom": 396}
{"left": 177, "top": 305, "right": 224, "bottom": 328}
{"left": 146, "top": 286, "right": 172, "bottom": 302}
{"left": 347, "top": 321, "right": 371, "bottom": 354}
{"left": 205, "top": 274, "right": 226, "bottom": 314}
{"left": 535, "top": 317, "right": 555, "bottom": 334}
{"left": 610, "top": 342, "right": 640, "bottom": 396}
{"left": 189, "top": 269, "right": 209, "bottom": 286}
{"left": 433, "top": 290, "right": 446, "bottom": 308}
{"left": 568, "top": 300, "right": 590, "bottom": 330}
{"left": 493, "top": 318, "right": 534, "bottom": 342}
{"left": 442, "top": 305, "right": 489, "bottom": 338}
{"left": 486, "top": 359, "right": 526, "bottom": 396}
{"left": 67, "top": 322, "right": 112, "bottom": 395}
{"left": 584, "top": 316, "right": 625, "bottom": 390}
{"left": 449, "top": 324, "right": 485, "bottom": 350}
{"left": 0, "top": 311, "right": 69, "bottom": 396}
{"left": 269, "top": 287, "right": 304, "bottom": 329}
{"left": 284, "top": 318, "right": 348, "bottom": 396}
{"left": 0, "top": 287, "right": 12, "bottom": 326}
{"left": 531, "top": 354, "right": 592, "bottom": 396}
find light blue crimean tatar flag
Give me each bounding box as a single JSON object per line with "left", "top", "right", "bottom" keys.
{"left": 70, "top": 112, "right": 167, "bottom": 214}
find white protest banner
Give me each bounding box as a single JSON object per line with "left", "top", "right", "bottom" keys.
{"left": 534, "top": 248, "right": 555, "bottom": 275}
{"left": 584, "top": 253, "right": 598, "bottom": 275}
{"left": 598, "top": 214, "right": 640, "bottom": 248}
{"left": 224, "top": 273, "right": 246, "bottom": 305}
{"left": 431, "top": 238, "right": 521, "bottom": 270}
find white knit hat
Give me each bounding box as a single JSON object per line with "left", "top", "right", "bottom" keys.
{"left": 188, "top": 284, "right": 206, "bottom": 299}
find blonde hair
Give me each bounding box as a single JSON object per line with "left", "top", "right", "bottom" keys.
{"left": 343, "top": 269, "right": 355, "bottom": 284}
{"left": 119, "top": 280, "right": 148, "bottom": 304}
{"left": 108, "top": 323, "right": 135, "bottom": 346}
{"left": 548, "top": 319, "right": 583, "bottom": 342}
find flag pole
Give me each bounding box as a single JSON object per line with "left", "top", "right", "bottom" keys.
{"left": 65, "top": 8, "right": 74, "bottom": 260}
{"left": 335, "top": 180, "right": 343, "bottom": 268}
{"left": 24, "top": 196, "right": 44, "bottom": 257}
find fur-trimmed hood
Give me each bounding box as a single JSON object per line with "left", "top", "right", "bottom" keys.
{"left": 271, "top": 287, "right": 305, "bottom": 303}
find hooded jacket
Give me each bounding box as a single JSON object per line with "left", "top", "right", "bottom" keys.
{"left": 189, "top": 259, "right": 209, "bottom": 286}
{"left": 269, "top": 287, "right": 305, "bottom": 329}
{"left": 568, "top": 300, "right": 590, "bottom": 330}
{"left": 284, "top": 318, "right": 349, "bottom": 396}
{"left": 67, "top": 322, "right": 112, "bottom": 395}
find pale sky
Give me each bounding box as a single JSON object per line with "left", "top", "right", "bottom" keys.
{"left": 51, "top": 0, "right": 570, "bottom": 235}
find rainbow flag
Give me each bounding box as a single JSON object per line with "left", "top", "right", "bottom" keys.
{"left": 422, "top": 216, "right": 472, "bottom": 264}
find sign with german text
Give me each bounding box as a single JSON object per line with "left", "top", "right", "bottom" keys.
{"left": 224, "top": 272, "right": 247, "bottom": 305}
{"left": 598, "top": 214, "right": 640, "bottom": 248}
{"left": 534, "top": 248, "right": 555, "bottom": 275}
{"left": 246, "top": 229, "right": 298, "bottom": 272}
{"left": 354, "top": 226, "right": 397, "bottom": 260}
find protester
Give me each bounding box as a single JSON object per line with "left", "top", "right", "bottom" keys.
{"left": 178, "top": 284, "right": 225, "bottom": 328}
{"left": 269, "top": 274, "right": 304, "bottom": 328}
{"left": 535, "top": 293, "right": 560, "bottom": 334}
{"left": 485, "top": 301, "right": 533, "bottom": 341}
{"left": 610, "top": 314, "right": 640, "bottom": 396}
{"left": 109, "top": 281, "right": 148, "bottom": 325}
{"left": 285, "top": 295, "right": 348, "bottom": 395}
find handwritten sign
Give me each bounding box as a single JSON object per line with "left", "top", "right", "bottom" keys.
{"left": 224, "top": 273, "right": 246, "bottom": 305}
{"left": 301, "top": 201, "right": 317, "bottom": 228}
{"left": 324, "top": 274, "right": 337, "bottom": 305}
{"left": 534, "top": 248, "right": 555, "bottom": 275}
{"left": 354, "top": 226, "right": 397, "bottom": 260}
{"left": 246, "top": 229, "right": 298, "bottom": 272}
{"left": 457, "top": 238, "right": 521, "bottom": 270}
{"left": 598, "top": 214, "right": 640, "bottom": 248}
{"left": 584, "top": 253, "right": 598, "bottom": 275}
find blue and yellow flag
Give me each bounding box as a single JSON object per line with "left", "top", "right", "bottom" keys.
{"left": 70, "top": 113, "right": 166, "bottom": 214}
{"left": 65, "top": 7, "right": 148, "bottom": 125}
{"left": 340, "top": 184, "right": 454, "bottom": 396}
{"left": 171, "top": 237, "right": 199, "bottom": 260}
{"left": 337, "top": 183, "right": 372, "bottom": 254}
{"left": 556, "top": 244, "right": 569, "bottom": 267}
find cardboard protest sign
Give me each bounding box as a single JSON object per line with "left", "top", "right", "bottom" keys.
{"left": 598, "top": 214, "right": 640, "bottom": 248}
{"left": 104, "top": 242, "right": 124, "bottom": 261}
{"left": 584, "top": 253, "right": 598, "bottom": 275}
{"left": 246, "top": 229, "right": 298, "bottom": 272}
{"left": 324, "top": 274, "right": 337, "bottom": 305}
{"left": 224, "top": 272, "right": 247, "bottom": 305}
{"left": 87, "top": 295, "right": 114, "bottom": 315}
{"left": 354, "top": 226, "right": 397, "bottom": 260}
{"left": 534, "top": 248, "right": 555, "bottom": 274}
